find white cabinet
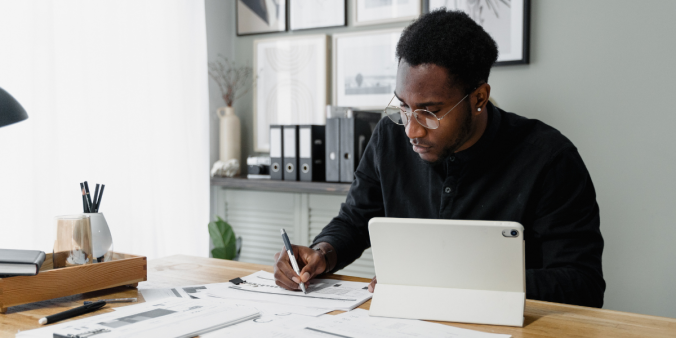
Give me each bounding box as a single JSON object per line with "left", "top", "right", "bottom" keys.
{"left": 211, "top": 187, "right": 375, "bottom": 278}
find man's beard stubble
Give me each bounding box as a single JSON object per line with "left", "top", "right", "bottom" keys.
{"left": 417, "top": 105, "right": 474, "bottom": 166}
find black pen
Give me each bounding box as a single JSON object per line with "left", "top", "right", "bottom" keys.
{"left": 83, "top": 181, "right": 94, "bottom": 213}
{"left": 38, "top": 301, "right": 106, "bottom": 325}
{"left": 96, "top": 184, "right": 105, "bottom": 212}
{"left": 80, "top": 183, "right": 89, "bottom": 213}
{"left": 92, "top": 184, "right": 100, "bottom": 213}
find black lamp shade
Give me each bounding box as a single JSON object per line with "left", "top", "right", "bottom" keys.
{"left": 0, "top": 86, "right": 28, "bottom": 128}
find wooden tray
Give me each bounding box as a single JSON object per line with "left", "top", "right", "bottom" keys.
{"left": 0, "top": 252, "right": 146, "bottom": 313}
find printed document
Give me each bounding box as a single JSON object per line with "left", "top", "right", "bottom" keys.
{"left": 209, "top": 270, "right": 372, "bottom": 311}
{"left": 16, "top": 297, "right": 260, "bottom": 338}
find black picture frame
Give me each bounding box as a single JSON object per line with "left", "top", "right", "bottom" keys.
{"left": 288, "top": 0, "right": 347, "bottom": 32}
{"left": 236, "top": 0, "right": 288, "bottom": 37}
{"left": 423, "top": 0, "right": 530, "bottom": 66}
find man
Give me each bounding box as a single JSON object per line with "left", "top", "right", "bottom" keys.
{"left": 274, "top": 10, "right": 605, "bottom": 307}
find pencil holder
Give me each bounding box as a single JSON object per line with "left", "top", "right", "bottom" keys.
{"left": 84, "top": 213, "right": 114, "bottom": 263}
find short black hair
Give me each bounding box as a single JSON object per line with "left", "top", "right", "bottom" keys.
{"left": 396, "top": 9, "right": 498, "bottom": 94}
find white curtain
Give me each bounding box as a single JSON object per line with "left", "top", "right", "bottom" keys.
{"left": 0, "top": 0, "right": 210, "bottom": 260}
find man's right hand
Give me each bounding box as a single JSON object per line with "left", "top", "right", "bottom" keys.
{"left": 273, "top": 245, "right": 326, "bottom": 291}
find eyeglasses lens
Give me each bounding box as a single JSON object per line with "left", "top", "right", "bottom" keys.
{"left": 385, "top": 106, "right": 406, "bottom": 125}
{"left": 416, "top": 110, "right": 439, "bottom": 129}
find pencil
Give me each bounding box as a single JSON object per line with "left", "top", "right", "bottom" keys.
{"left": 96, "top": 184, "right": 105, "bottom": 212}
{"left": 84, "top": 181, "right": 94, "bottom": 213}
{"left": 80, "top": 183, "right": 89, "bottom": 213}
{"left": 92, "top": 184, "right": 100, "bottom": 213}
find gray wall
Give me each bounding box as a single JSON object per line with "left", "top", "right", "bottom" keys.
{"left": 206, "top": 1, "right": 676, "bottom": 318}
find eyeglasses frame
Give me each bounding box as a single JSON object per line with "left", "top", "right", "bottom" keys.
{"left": 385, "top": 88, "right": 477, "bottom": 130}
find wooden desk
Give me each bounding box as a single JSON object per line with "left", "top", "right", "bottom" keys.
{"left": 2, "top": 255, "right": 675, "bottom": 337}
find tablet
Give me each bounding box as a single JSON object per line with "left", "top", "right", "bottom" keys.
{"left": 368, "top": 218, "right": 525, "bottom": 327}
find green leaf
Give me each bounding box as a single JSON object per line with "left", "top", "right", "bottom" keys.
{"left": 208, "top": 216, "right": 238, "bottom": 260}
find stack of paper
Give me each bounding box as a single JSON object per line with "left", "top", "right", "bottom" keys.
{"left": 18, "top": 272, "right": 513, "bottom": 338}
{"left": 17, "top": 298, "right": 260, "bottom": 338}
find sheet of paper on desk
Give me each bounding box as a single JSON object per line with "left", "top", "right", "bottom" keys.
{"left": 190, "top": 288, "right": 332, "bottom": 317}
{"left": 305, "top": 309, "right": 512, "bottom": 338}
{"left": 200, "top": 303, "right": 323, "bottom": 337}
{"left": 138, "top": 281, "right": 332, "bottom": 317}
{"left": 215, "top": 270, "right": 372, "bottom": 311}
{"left": 16, "top": 297, "right": 260, "bottom": 338}
{"left": 138, "top": 285, "right": 192, "bottom": 303}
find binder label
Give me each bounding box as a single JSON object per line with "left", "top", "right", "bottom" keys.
{"left": 270, "top": 128, "right": 282, "bottom": 158}
{"left": 300, "top": 128, "right": 311, "bottom": 158}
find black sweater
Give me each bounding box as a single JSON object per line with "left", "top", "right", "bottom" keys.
{"left": 313, "top": 102, "right": 605, "bottom": 308}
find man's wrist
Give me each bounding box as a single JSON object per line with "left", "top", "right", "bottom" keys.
{"left": 311, "top": 242, "right": 337, "bottom": 274}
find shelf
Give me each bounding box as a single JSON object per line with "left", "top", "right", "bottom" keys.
{"left": 210, "top": 176, "right": 351, "bottom": 195}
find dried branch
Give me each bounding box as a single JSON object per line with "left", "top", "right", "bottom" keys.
{"left": 208, "top": 54, "right": 255, "bottom": 107}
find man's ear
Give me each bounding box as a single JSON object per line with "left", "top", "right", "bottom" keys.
{"left": 472, "top": 83, "right": 491, "bottom": 115}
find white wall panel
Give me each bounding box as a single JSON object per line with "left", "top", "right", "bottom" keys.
{"left": 215, "top": 189, "right": 375, "bottom": 279}
{"left": 222, "top": 190, "right": 297, "bottom": 266}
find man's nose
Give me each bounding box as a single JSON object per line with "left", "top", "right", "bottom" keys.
{"left": 405, "top": 115, "right": 426, "bottom": 140}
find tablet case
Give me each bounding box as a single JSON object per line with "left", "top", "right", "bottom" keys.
{"left": 368, "top": 218, "right": 525, "bottom": 327}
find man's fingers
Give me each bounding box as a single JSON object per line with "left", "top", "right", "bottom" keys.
{"left": 273, "top": 248, "right": 300, "bottom": 290}
{"left": 298, "top": 250, "right": 326, "bottom": 283}
{"left": 368, "top": 276, "right": 377, "bottom": 293}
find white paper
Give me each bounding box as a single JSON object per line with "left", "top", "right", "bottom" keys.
{"left": 306, "top": 309, "right": 512, "bottom": 338}
{"left": 216, "top": 270, "right": 372, "bottom": 311}
{"left": 200, "top": 303, "right": 322, "bottom": 337}
{"left": 17, "top": 298, "right": 260, "bottom": 338}
{"left": 139, "top": 286, "right": 191, "bottom": 303}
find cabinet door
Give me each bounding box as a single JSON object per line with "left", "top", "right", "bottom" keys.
{"left": 222, "top": 189, "right": 300, "bottom": 266}
{"left": 309, "top": 194, "right": 375, "bottom": 279}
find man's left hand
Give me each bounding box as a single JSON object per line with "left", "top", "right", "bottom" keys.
{"left": 368, "top": 276, "right": 377, "bottom": 293}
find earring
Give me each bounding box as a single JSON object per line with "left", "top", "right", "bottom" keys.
{"left": 477, "top": 108, "right": 482, "bottom": 112}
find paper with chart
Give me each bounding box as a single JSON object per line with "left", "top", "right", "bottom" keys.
{"left": 305, "top": 309, "right": 512, "bottom": 338}
{"left": 16, "top": 298, "right": 260, "bottom": 338}
{"left": 209, "top": 270, "right": 373, "bottom": 311}
{"left": 138, "top": 285, "right": 192, "bottom": 303}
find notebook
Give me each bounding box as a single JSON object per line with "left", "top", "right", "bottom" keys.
{"left": 0, "top": 249, "right": 46, "bottom": 277}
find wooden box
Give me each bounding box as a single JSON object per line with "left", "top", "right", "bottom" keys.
{"left": 0, "top": 252, "right": 146, "bottom": 313}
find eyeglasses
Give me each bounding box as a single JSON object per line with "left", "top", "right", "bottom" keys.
{"left": 383, "top": 94, "right": 469, "bottom": 130}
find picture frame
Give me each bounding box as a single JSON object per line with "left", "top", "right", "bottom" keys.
{"left": 253, "top": 35, "right": 329, "bottom": 152}
{"left": 333, "top": 29, "right": 403, "bottom": 109}
{"left": 289, "top": 0, "right": 347, "bottom": 31}
{"left": 353, "top": 0, "right": 421, "bottom": 26}
{"left": 237, "top": 0, "right": 287, "bottom": 36}
{"left": 424, "top": 0, "right": 530, "bottom": 65}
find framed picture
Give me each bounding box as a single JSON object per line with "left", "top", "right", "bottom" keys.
{"left": 354, "top": 0, "right": 421, "bottom": 26}
{"left": 289, "top": 0, "right": 347, "bottom": 31}
{"left": 333, "top": 29, "right": 403, "bottom": 109}
{"left": 424, "top": 0, "right": 530, "bottom": 65}
{"left": 237, "top": 0, "right": 287, "bottom": 36}
{"left": 254, "top": 35, "right": 329, "bottom": 152}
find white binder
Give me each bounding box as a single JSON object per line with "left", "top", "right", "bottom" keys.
{"left": 368, "top": 218, "right": 526, "bottom": 327}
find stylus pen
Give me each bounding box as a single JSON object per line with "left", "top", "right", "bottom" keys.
{"left": 280, "top": 228, "right": 307, "bottom": 294}
{"left": 38, "top": 301, "right": 106, "bottom": 325}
